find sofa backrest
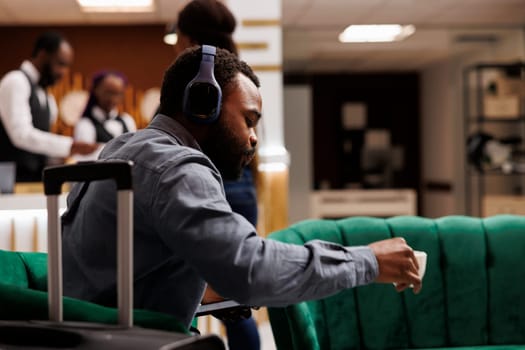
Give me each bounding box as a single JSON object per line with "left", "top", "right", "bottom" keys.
{"left": 268, "top": 215, "right": 525, "bottom": 349}
{"left": 0, "top": 250, "right": 48, "bottom": 291}
{"left": 0, "top": 250, "right": 30, "bottom": 288}
{"left": 18, "top": 252, "right": 48, "bottom": 290}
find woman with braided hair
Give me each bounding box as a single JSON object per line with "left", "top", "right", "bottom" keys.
{"left": 74, "top": 70, "right": 136, "bottom": 160}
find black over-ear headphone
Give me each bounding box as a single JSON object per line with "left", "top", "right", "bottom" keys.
{"left": 183, "top": 45, "right": 222, "bottom": 124}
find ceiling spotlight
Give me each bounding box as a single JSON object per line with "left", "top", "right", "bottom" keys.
{"left": 76, "top": 0, "right": 155, "bottom": 13}
{"left": 338, "top": 24, "right": 415, "bottom": 43}
{"left": 163, "top": 23, "right": 177, "bottom": 45}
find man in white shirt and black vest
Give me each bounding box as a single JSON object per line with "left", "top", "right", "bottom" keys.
{"left": 0, "top": 31, "right": 98, "bottom": 182}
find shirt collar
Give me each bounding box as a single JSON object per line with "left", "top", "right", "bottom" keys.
{"left": 92, "top": 105, "right": 119, "bottom": 122}
{"left": 20, "top": 60, "right": 40, "bottom": 85}
{"left": 148, "top": 114, "right": 202, "bottom": 151}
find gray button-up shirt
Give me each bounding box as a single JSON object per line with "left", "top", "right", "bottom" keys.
{"left": 62, "top": 114, "right": 378, "bottom": 327}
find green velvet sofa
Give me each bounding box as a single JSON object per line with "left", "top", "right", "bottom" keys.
{"left": 0, "top": 249, "right": 187, "bottom": 334}
{"left": 268, "top": 215, "right": 525, "bottom": 350}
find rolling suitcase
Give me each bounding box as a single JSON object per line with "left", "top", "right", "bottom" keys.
{"left": 0, "top": 161, "right": 225, "bottom": 350}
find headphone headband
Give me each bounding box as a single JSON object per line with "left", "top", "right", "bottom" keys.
{"left": 202, "top": 45, "right": 216, "bottom": 57}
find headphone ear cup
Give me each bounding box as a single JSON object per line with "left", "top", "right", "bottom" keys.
{"left": 183, "top": 45, "right": 222, "bottom": 124}
{"left": 183, "top": 81, "right": 222, "bottom": 124}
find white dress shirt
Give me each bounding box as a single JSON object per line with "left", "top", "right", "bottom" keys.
{"left": 0, "top": 60, "right": 73, "bottom": 158}
{"left": 74, "top": 105, "right": 136, "bottom": 161}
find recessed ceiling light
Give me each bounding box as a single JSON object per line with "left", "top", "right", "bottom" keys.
{"left": 338, "top": 24, "right": 415, "bottom": 43}
{"left": 76, "top": 0, "right": 154, "bottom": 12}
{"left": 164, "top": 33, "right": 178, "bottom": 45}
{"left": 163, "top": 22, "right": 177, "bottom": 45}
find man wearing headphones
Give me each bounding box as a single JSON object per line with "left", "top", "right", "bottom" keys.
{"left": 61, "top": 46, "right": 422, "bottom": 328}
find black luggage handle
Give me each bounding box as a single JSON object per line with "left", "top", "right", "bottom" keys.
{"left": 43, "top": 160, "right": 134, "bottom": 327}
{"left": 43, "top": 161, "right": 133, "bottom": 195}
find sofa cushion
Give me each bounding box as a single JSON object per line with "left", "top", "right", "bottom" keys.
{"left": 0, "top": 250, "right": 188, "bottom": 334}
{"left": 484, "top": 217, "right": 525, "bottom": 344}
{"left": 0, "top": 283, "right": 187, "bottom": 334}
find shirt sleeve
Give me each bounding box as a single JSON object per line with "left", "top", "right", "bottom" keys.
{"left": 0, "top": 71, "right": 72, "bottom": 158}
{"left": 72, "top": 118, "right": 103, "bottom": 161}
{"left": 74, "top": 118, "right": 96, "bottom": 143}
{"left": 48, "top": 93, "right": 58, "bottom": 124}
{"left": 153, "top": 157, "right": 379, "bottom": 307}
{"left": 121, "top": 113, "right": 137, "bottom": 132}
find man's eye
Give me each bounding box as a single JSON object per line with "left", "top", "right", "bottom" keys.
{"left": 246, "top": 118, "right": 255, "bottom": 127}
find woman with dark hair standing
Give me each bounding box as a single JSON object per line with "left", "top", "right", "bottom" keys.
{"left": 173, "top": 0, "right": 238, "bottom": 57}
{"left": 74, "top": 71, "right": 136, "bottom": 160}
{"left": 170, "top": 1, "right": 261, "bottom": 349}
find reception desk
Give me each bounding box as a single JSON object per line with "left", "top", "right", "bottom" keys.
{"left": 310, "top": 189, "right": 417, "bottom": 218}
{"left": 2, "top": 189, "right": 418, "bottom": 252}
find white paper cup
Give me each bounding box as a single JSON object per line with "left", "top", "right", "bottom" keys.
{"left": 414, "top": 250, "right": 427, "bottom": 279}
{"left": 393, "top": 250, "right": 427, "bottom": 289}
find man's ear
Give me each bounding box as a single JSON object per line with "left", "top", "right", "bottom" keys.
{"left": 34, "top": 50, "right": 50, "bottom": 65}
{"left": 94, "top": 79, "right": 106, "bottom": 94}
{"left": 93, "top": 85, "right": 103, "bottom": 101}
{"left": 34, "top": 50, "right": 45, "bottom": 63}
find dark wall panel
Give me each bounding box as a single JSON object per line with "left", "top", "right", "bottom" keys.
{"left": 287, "top": 73, "right": 421, "bottom": 191}
{"left": 0, "top": 25, "right": 174, "bottom": 90}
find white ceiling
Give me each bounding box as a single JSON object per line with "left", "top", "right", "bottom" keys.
{"left": 283, "top": 0, "right": 525, "bottom": 72}
{"left": 0, "top": 0, "right": 189, "bottom": 24}
{"left": 0, "top": 0, "right": 524, "bottom": 72}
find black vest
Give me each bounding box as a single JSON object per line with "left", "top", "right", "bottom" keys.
{"left": 83, "top": 113, "right": 129, "bottom": 143}
{"left": 0, "top": 70, "right": 50, "bottom": 182}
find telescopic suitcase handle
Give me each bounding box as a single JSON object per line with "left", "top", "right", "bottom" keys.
{"left": 43, "top": 161, "right": 134, "bottom": 328}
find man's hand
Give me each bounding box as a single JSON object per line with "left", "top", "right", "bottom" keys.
{"left": 70, "top": 142, "right": 99, "bottom": 156}
{"left": 369, "top": 237, "right": 422, "bottom": 294}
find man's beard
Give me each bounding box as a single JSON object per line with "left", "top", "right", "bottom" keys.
{"left": 38, "top": 62, "right": 57, "bottom": 88}
{"left": 201, "top": 121, "right": 255, "bottom": 181}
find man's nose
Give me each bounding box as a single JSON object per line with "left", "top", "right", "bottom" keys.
{"left": 249, "top": 129, "right": 257, "bottom": 148}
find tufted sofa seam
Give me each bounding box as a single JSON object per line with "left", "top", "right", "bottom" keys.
{"left": 386, "top": 219, "right": 413, "bottom": 349}
{"left": 336, "top": 219, "right": 363, "bottom": 350}
{"left": 434, "top": 219, "right": 452, "bottom": 347}
{"left": 480, "top": 218, "right": 492, "bottom": 344}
